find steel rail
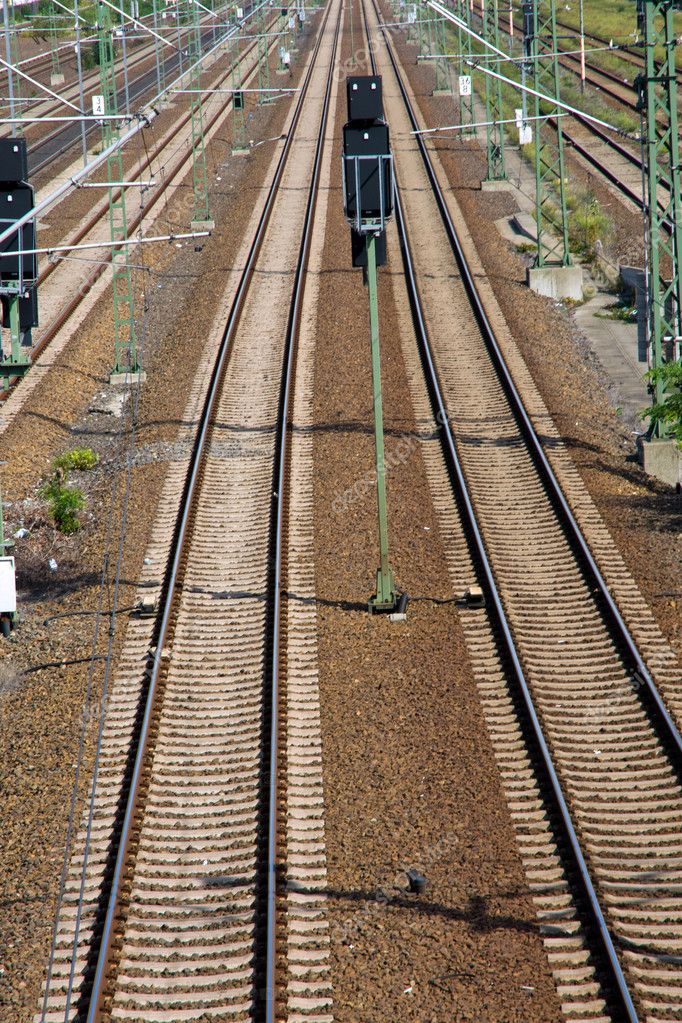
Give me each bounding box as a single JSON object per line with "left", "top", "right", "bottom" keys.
{"left": 265, "top": 10, "right": 341, "bottom": 1019}
{"left": 476, "top": 7, "right": 677, "bottom": 232}
{"left": 557, "top": 116, "right": 675, "bottom": 235}
{"left": 503, "top": 10, "right": 681, "bottom": 87}
{"left": 554, "top": 14, "right": 682, "bottom": 83}
{"left": 375, "top": 2, "right": 682, "bottom": 759}
{"left": 0, "top": 5, "right": 287, "bottom": 402}
{"left": 366, "top": 0, "right": 682, "bottom": 1018}
{"left": 27, "top": 4, "right": 258, "bottom": 174}
{"left": 80, "top": 2, "right": 335, "bottom": 1018}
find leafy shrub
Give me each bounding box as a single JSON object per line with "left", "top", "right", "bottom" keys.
{"left": 644, "top": 362, "right": 682, "bottom": 442}
{"left": 53, "top": 447, "right": 99, "bottom": 472}
{"left": 39, "top": 477, "right": 85, "bottom": 534}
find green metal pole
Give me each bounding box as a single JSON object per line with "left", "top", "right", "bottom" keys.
{"left": 0, "top": 476, "right": 5, "bottom": 554}
{"left": 3, "top": 0, "right": 22, "bottom": 135}
{"left": 639, "top": 0, "right": 682, "bottom": 435}
{"left": 257, "top": 0, "right": 272, "bottom": 102}
{"left": 188, "top": 0, "right": 213, "bottom": 226}
{"left": 0, "top": 293, "right": 31, "bottom": 388}
{"left": 349, "top": 0, "right": 355, "bottom": 64}
{"left": 433, "top": 11, "right": 449, "bottom": 93}
{"left": 98, "top": 0, "right": 141, "bottom": 380}
{"left": 366, "top": 233, "right": 397, "bottom": 612}
{"left": 483, "top": 0, "right": 506, "bottom": 180}
{"left": 49, "top": 0, "right": 63, "bottom": 83}
{"left": 231, "top": 4, "right": 248, "bottom": 153}
{"left": 8, "top": 294, "right": 24, "bottom": 370}
{"left": 529, "top": 0, "right": 570, "bottom": 267}
{"left": 461, "top": 0, "right": 475, "bottom": 134}
{"left": 0, "top": 467, "right": 16, "bottom": 634}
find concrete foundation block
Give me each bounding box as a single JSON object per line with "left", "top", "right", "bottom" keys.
{"left": 109, "top": 370, "right": 147, "bottom": 386}
{"left": 231, "top": 146, "right": 250, "bottom": 157}
{"left": 432, "top": 88, "right": 452, "bottom": 97}
{"left": 191, "top": 219, "right": 215, "bottom": 232}
{"left": 639, "top": 437, "right": 682, "bottom": 489}
{"left": 50, "top": 72, "right": 65, "bottom": 87}
{"left": 527, "top": 265, "right": 584, "bottom": 302}
{"left": 480, "top": 178, "right": 513, "bottom": 193}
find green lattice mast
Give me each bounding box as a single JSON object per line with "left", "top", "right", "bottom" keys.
{"left": 458, "top": 0, "right": 475, "bottom": 134}
{"left": 526, "top": 0, "right": 570, "bottom": 266}
{"left": 636, "top": 0, "right": 682, "bottom": 436}
{"left": 188, "top": 0, "right": 213, "bottom": 226}
{"left": 98, "top": 0, "right": 141, "bottom": 380}
{"left": 483, "top": 0, "right": 506, "bottom": 180}
{"left": 49, "top": 0, "right": 64, "bottom": 85}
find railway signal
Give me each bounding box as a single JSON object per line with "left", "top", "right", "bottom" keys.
{"left": 342, "top": 75, "right": 404, "bottom": 614}
{"left": 635, "top": 0, "right": 682, "bottom": 440}
{"left": 0, "top": 137, "right": 38, "bottom": 389}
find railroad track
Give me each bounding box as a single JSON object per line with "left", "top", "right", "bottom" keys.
{"left": 0, "top": 6, "right": 288, "bottom": 407}
{"left": 35, "top": 1, "right": 338, "bottom": 1020}
{"left": 2, "top": 2, "right": 268, "bottom": 176}
{"left": 26, "top": 9, "right": 254, "bottom": 176}
{"left": 462, "top": 7, "right": 678, "bottom": 230}
{"left": 554, "top": 14, "right": 682, "bottom": 84}
{"left": 367, "top": 1, "right": 682, "bottom": 1020}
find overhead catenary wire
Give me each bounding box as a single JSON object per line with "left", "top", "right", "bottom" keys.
{"left": 421, "top": 0, "right": 637, "bottom": 139}
{"left": 412, "top": 110, "right": 567, "bottom": 135}
{"left": 0, "top": 51, "right": 84, "bottom": 112}
{"left": 417, "top": 43, "right": 631, "bottom": 63}
{"left": 0, "top": 0, "right": 273, "bottom": 252}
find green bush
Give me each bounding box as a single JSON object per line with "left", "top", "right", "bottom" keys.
{"left": 568, "top": 190, "right": 612, "bottom": 256}
{"left": 53, "top": 447, "right": 99, "bottom": 472}
{"left": 644, "top": 362, "right": 682, "bottom": 442}
{"left": 40, "top": 477, "right": 86, "bottom": 534}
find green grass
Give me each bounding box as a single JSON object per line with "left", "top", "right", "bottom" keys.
{"left": 39, "top": 477, "right": 85, "bottom": 534}
{"left": 559, "top": 1, "right": 682, "bottom": 71}
{"left": 38, "top": 447, "right": 98, "bottom": 534}
{"left": 644, "top": 361, "right": 682, "bottom": 442}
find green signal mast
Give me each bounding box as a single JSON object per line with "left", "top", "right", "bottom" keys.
{"left": 636, "top": 0, "right": 682, "bottom": 437}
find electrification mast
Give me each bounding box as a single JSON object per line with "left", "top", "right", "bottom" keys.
{"left": 188, "top": 0, "right": 213, "bottom": 227}
{"left": 525, "top": 0, "right": 570, "bottom": 267}
{"left": 636, "top": 0, "right": 682, "bottom": 435}
{"left": 483, "top": 0, "right": 506, "bottom": 180}
{"left": 97, "top": 0, "right": 141, "bottom": 381}
{"left": 457, "top": 0, "right": 475, "bottom": 133}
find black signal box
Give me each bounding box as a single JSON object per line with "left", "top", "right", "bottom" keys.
{"left": 0, "top": 138, "right": 28, "bottom": 186}
{"left": 346, "top": 75, "right": 383, "bottom": 122}
{"left": 233, "top": 90, "right": 244, "bottom": 110}
{"left": 342, "top": 123, "right": 392, "bottom": 222}
{"left": 2, "top": 287, "right": 38, "bottom": 330}
{"left": 0, "top": 185, "right": 36, "bottom": 281}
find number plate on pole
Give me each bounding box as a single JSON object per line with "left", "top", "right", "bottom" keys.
{"left": 458, "top": 75, "right": 472, "bottom": 96}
